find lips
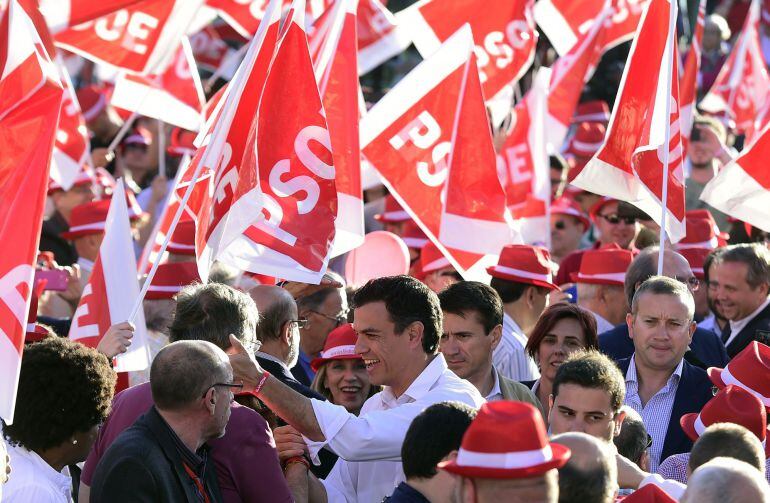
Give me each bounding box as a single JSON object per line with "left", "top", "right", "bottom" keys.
{"left": 340, "top": 385, "right": 362, "bottom": 393}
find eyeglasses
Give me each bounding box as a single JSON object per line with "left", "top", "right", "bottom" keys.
{"left": 598, "top": 213, "right": 636, "bottom": 225}
{"left": 202, "top": 382, "right": 244, "bottom": 397}
{"left": 310, "top": 310, "right": 347, "bottom": 327}
{"left": 676, "top": 276, "right": 701, "bottom": 292}
{"left": 645, "top": 434, "right": 653, "bottom": 450}
{"left": 288, "top": 317, "right": 310, "bottom": 329}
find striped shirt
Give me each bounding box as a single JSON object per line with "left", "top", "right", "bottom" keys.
{"left": 493, "top": 313, "right": 540, "bottom": 382}
{"left": 624, "top": 355, "right": 684, "bottom": 472}
{"left": 658, "top": 452, "right": 770, "bottom": 484}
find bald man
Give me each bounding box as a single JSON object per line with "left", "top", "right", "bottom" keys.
{"left": 680, "top": 457, "right": 770, "bottom": 503}
{"left": 551, "top": 432, "right": 617, "bottom": 503}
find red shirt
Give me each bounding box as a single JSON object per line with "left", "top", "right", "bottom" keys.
{"left": 81, "top": 382, "right": 292, "bottom": 503}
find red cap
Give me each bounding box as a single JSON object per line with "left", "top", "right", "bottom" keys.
{"left": 310, "top": 324, "right": 360, "bottom": 371}
{"left": 438, "top": 401, "right": 570, "bottom": 479}
{"left": 620, "top": 484, "right": 677, "bottom": 503}
{"left": 678, "top": 247, "right": 711, "bottom": 279}
{"left": 122, "top": 126, "right": 151, "bottom": 147}
{"left": 551, "top": 197, "right": 590, "bottom": 229}
{"left": 168, "top": 127, "right": 197, "bottom": 157}
{"left": 167, "top": 220, "right": 196, "bottom": 256}
{"left": 76, "top": 85, "right": 107, "bottom": 122}
{"left": 374, "top": 195, "right": 410, "bottom": 223}
{"left": 401, "top": 220, "right": 429, "bottom": 250}
{"left": 565, "top": 122, "right": 606, "bottom": 158}
{"left": 571, "top": 245, "right": 634, "bottom": 286}
{"left": 145, "top": 262, "right": 201, "bottom": 300}
{"left": 47, "top": 165, "right": 95, "bottom": 195}
{"left": 589, "top": 196, "right": 617, "bottom": 220}
{"left": 709, "top": 342, "right": 770, "bottom": 410}
{"left": 487, "top": 245, "right": 559, "bottom": 290}
{"left": 60, "top": 200, "right": 111, "bottom": 240}
{"left": 572, "top": 100, "right": 610, "bottom": 124}
{"left": 420, "top": 241, "right": 451, "bottom": 274}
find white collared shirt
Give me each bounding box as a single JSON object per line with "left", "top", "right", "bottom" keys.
{"left": 493, "top": 313, "right": 540, "bottom": 381}
{"left": 485, "top": 367, "right": 503, "bottom": 402}
{"left": 586, "top": 309, "right": 614, "bottom": 334}
{"left": 306, "top": 354, "right": 484, "bottom": 503}
{"left": 698, "top": 314, "right": 723, "bottom": 338}
{"left": 3, "top": 442, "right": 72, "bottom": 502}
{"left": 726, "top": 296, "right": 770, "bottom": 347}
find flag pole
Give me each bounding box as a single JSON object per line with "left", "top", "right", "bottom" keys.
{"left": 657, "top": 0, "right": 678, "bottom": 275}
{"left": 204, "top": 44, "right": 248, "bottom": 93}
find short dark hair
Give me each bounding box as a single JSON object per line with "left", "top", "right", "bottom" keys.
{"left": 717, "top": 244, "right": 770, "bottom": 290}
{"left": 490, "top": 277, "right": 549, "bottom": 304}
{"left": 296, "top": 271, "right": 346, "bottom": 313}
{"left": 3, "top": 337, "right": 116, "bottom": 451}
{"left": 703, "top": 248, "right": 724, "bottom": 285}
{"left": 169, "top": 283, "right": 258, "bottom": 350}
{"left": 438, "top": 281, "right": 503, "bottom": 334}
{"left": 613, "top": 406, "right": 648, "bottom": 465}
{"left": 402, "top": 401, "right": 477, "bottom": 479}
{"left": 526, "top": 303, "right": 599, "bottom": 359}
{"left": 630, "top": 276, "right": 694, "bottom": 320}
{"left": 552, "top": 350, "right": 626, "bottom": 412}
{"left": 255, "top": 294, "right": 295, "bottom": 342}
{"left": 352, "top": 275, "right": 441, "bottom": 353}
{"left": 689, "top": 423, "right": 764, "bottom": 474}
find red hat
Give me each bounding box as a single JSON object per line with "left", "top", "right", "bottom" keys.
{"left": 487, "top": 245, "right": 560, "bottom": 290}
{"left": 310, "top": 324, "right": 360, "bottom": 371}
{"left": 709, "top": 342, "right": 770, "bottom": 409}
{"left": 511, "top": 195, "right": 546, "bottom": 219}
{"left": 105, "top": 190, "right": 145, "bottom": 221}
{"left": 401, "top": 220, "right": 429, "bottom": 249}
{"left": 565, "top": 122, "right": 606, "bottom": 158}
{"left": 167, "top": 220, "right": 196, "bottom": 256}
{"left": 60, "top": 200, "right": 111, "bottom": 240}
{"left": 620, "top": 484, "right": 677, "bottom": 503}
{"left": 683, "top": 209, "right": 729, "bottom": 244}
{"left": 678, "top": 247, "right": 711, "bottom": 279}
{"left": 677, "top": 219, "right": 721, "bottom": 250}
{"left": 374, "top": 195, "right": 410, "bottom": 223}
{"left": 420, "top": 241, "right": 452, "bottom": 274}
{"left": 680, "top": 385, "right": 770, "bottom": 457}
{"left": 168, "top": 127, "right": 197, "bottom": 157}
{"left": 122, "top": 126, "right": 152, "bottom": 147}
{"left": 47, "top": 165, "right": 95, "bottom": 195}
{"left": 438, "top": 401, "right": 570, "bottom": 479}
{"left": 145, "top": 262, "right": 201, "bottom": 300}
{"left": 76, "top": 85, "right": 107, "bottom": 122}
{"left": 551, "top": 197, "right": 590, "bottom": 229}
{"left": 589, "top": 196, "right": 617, "bottom": 220}
{"left": 571, "top": 245, "right": 634, "bottom": 286}
{"left": 572, "top": 100, "right": 610, "bottom": 124}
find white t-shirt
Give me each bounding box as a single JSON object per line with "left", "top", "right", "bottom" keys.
{"left": 3, "top": 442, "right": 72, "bottom": 502}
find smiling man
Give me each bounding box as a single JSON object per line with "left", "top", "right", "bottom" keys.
{"left": 618, "top": 277, "right": 713, "bottom": 472}
{"left": 230, "top": 275, "right": 484, "bottom": 503}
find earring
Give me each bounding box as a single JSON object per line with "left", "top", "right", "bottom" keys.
{"left": 72, "top": 438, "right": 78, "bottom": 445}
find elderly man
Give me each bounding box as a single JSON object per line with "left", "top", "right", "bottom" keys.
{"left": 680, "top": 457, "right": 770, "bottom": 503}
{"left": 551, "top": 432, "right": 617, "bottom": 503}
{"left": 90, "top": 340, "right": 233, "bottom": 502}
{"left": 234, "top": 275, "right": 484, "bottom": 502}
{"left": 573, "top": 246, "right": 634, "bottom": 333}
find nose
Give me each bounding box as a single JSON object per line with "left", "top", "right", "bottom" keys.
{"left": 354, "top": 336, "right": 367, "bottom": 356}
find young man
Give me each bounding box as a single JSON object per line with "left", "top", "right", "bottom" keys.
{"left": 438, "top": 281, "right": 541, "bottom": 408}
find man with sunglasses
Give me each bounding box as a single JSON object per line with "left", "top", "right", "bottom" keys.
{"left": 550, "top": 198, "right": 590, "bottom": 266}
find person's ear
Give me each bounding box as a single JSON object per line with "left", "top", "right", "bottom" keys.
{"left": 281, "top": 320, "right": 293, "bottom": 345}
{"left": 204, "top": 387, "right": 216, "bottom": 414}
{"left": 441, "top": 449, "right": 459, "bottom": 463}
{"left": 613, "top": 410, "right": 626, "bottom": 437}
{"left": 407, "top": 321, "right": 424, "bottom": 349}
{"left": 626, "top": 312, "right": 634, "bottom": 339}
{"left": 688, "top": 320, "right": 697, "bottom": 342}
{"left": 526, "top": 285, "right": 537, "bottom": 308}
{"left": 489, "top": 324, "right": 503, "bottom": 351}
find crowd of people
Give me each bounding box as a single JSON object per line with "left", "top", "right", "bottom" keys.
{"left": 5, "top": 0, "right": 770, "bottom": 502}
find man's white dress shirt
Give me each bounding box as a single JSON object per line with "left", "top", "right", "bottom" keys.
{"left": 725, "top": 296, "right": 770, "bottom": 347}
{"left": 493, "top": 313, "right": 540, "bottom": 381}
{"left": 305, "top": 354, "right": 484, "bottom": 503}
{"left": 2, "top": 442, "right": 72, "bottom": 502}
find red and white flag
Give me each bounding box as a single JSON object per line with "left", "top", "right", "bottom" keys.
{"left": 38, "top": 0, "right": 145, "bottom": 34}
{"left": 207, "top": 0, "right": 332, "bottom": 38}
{"left": 111, "top": 37, "right": 205, "bottom": 131}
{"left": 680, "top": 0, "right": 704, "bottom": 144}
{"left": 69, "top": 180, "right": 150, "bottom": 372}
{"left": 51, "top": 58, "right": 91, "bottom": 191}
{"left": 396, "top": 0, "right": 537, "bottom": 107}
{"left": 189, "top": 24, "right": 234, "bottom": 73}
{"left": 0, "top": 0, "right": 63, "bottom": 423}
{"left": 362, "top": 25, "right": 519, "bottom": 279}
{"left": 572, "top": 0, "right": 686, "bottom": 243}
{"left": 357, "top": 0, "right": 410, "bottom": 74}
{"left": 701, "top": 124, "right": 770, "bottom": 231}
{"left": 700, "top": 0, "right": 770, "bottom": 136}
{"left": 534, "top": 0, "right": 645, "bottom": 56}
{"left": 54, "top": 0, "right": 204, "bottom": 74}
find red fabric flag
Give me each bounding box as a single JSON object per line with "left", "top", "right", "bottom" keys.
{"left": 571, "top": 0, "right": 686, "bottom": 243}
{"left": 207, "top": 0, "right": 332, "bottom": 38}
{"left": 0, "top": 0, "right": 63, "bottom": 423}
{"left": 51, "top": 59, "right": 91, "bottom": 191}
{"left": 680, "top": 0, "right": 704, "bottom": 144}
{"left": 189, "top": 24, "right": 234, "bottom": 73}
{"left": 39, "top": 0, "right": 145, "bottom": 34}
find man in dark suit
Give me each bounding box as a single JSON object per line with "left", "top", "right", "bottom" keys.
{"left": 619, "top": 277, "right": 714, "bottom": 472}
{"left": 712, "top": 244, "right": 770, "bottom": 358}
{"left": 599, "top": 247, "right": 728, "bottom": 368}
{"left": 90, "top": 341, "right": 231, "bottom": 502}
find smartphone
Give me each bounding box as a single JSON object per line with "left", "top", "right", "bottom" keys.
{"left": 35, "top": 269, "right": 68, "bottom": 291}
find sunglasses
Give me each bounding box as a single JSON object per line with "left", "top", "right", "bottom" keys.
{"left": 675, "top": 276, "right": 701, "bottom": 291}
{"left": 598, "top": 213, "right": 636, "bottom": 225}
{"left": 310, "top": 311, "right": 347, "bottom": 327}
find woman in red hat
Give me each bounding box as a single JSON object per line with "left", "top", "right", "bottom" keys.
{"left": 310, "top": 324, "right": 379, "bottom": 415}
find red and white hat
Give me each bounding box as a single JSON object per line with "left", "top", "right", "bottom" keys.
{"left": 167, "top": 220, "right": 196, "bottom": 256}
{"left": 620, "top": 484, "right": 677, "bottom": 503}
{"left": 60, "top": 200, "right": 111, "bottom": 240}
{"left": 76, "top": 85, "right": 107, "bottom": 122}
{"left": 438, "top": 401, "right": 571, "bottom": 479}
{"left": 310, "top": 324, "right": 360, "bottom": 371}
{"left": 678, "top": 247, "right": 711, "bottom": 279}
{"left": 565, "top": 122, "right": 606, "bottom": 158}
{"left": 47, "top": 165, "right": 95, "bottom": 195}
{"left": 677, "top": 219, "right": 721, "bottom": 250}
{"left": 122, "top": 126, "right": 152, "bottom": 148}
{"left": 571, "top": 245, "right": 634, "bottom": 286}
{"left": 551, "top": 197, "right": 590, "bottom": 229}
{"left": 487, "top": 245, "right": 560, "bottom": 290}
{"left": 104, "top": 189, "right": 145, "bottom": 221}
{"left": 680, "top": 385, "right": 770, "bottom": 457}
{"left": 168, "top": 127, "right": 197, "bottom": 157}
{"left": 421, "top": 241, "right": 452, "bottom": 274}
{"left": 588, "top": 196, "right": 617, "bottom": 221}
{"left": 374, "top": 195, "right": 410, "bottom": 223}
{"left": 401, "top": 220, "right": 429, "bottom": 250}
{"left": 709, "top": 342, "right": 770, "bottom": 410}
{"left": 572, "top": 100, "right": 610, "bottom": 124}
{"left": 145, "top": 262, "right": 201, "bottom": 300}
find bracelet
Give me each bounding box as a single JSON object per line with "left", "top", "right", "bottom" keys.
{"left": 283, "top": 456, "right": 310, "bottom": 471}
{"left": 254, "top": 371, "right": 270, "bottom": 395}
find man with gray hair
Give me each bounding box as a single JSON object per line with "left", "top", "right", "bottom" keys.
{"left": 551, "top": 432, "right": 617, "bottom": 503}
{"left": 616, "top": 276, "right": 713, "bottom": 471}
{"left": 712, "top": 243, "right": 770, "bottom": 357}
{"left": 680, "top": 457, "right": 770, "bottom": 503}
{"left": 599, "top": 247, "right": 728, "bottom": 368}
{"left": 90, "top": 341, "right": 233, "bottom": 502}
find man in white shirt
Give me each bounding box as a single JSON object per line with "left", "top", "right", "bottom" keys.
{"left": 230, "top": 275, "right": 484, "bottom": 503}
{"left": 711, "top": 244, "right": 770, "bottom": 358}
{"left": 487, "top": 245, "right": 560, "bottom": 381}
{"left": 573, "top": 246, "right": 634, "bottom": 334}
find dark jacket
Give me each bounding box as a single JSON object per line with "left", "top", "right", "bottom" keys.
{"left": 617, "top": 357, "right": 714, "bottom": 464}
{"left": 599, "top": 323, "right": 729, "bottom": 369}
{"left": 384, "top": 482, "right": 431, "bottom": 502}
{"left": 724, "top": 303, "right": 770, "bottom": 358}
{"left": 90, "top": 406, "right": 222, "bottom": 503}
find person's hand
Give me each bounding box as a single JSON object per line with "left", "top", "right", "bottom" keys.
{"left": 149, "top": 174, "right": 168, "bottom": 205}
{"left": 97, "top": 321, "right": 135, "bottom": 359}
{"left": 694, "top": 124, "right": 733, "bottom": 165}
{"left": 228, "top": 334, "right": 266, "bottom": 392}
{"left": 58, "top": 264, "right": 83, "bottom": 305}
{"left": 615, "top": 453, "right": 647, "bottom": 489}
{"left": 91, "top": 147, "right": 114, "bottom": 168}
{"left": 281, "top": 279, "right": 343, "bottom": 300}
{"left": 274, "top": 425, "right": 309, "bottom": 464}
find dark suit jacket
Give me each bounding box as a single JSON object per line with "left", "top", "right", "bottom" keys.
{"left": 90, "top": 406, "right": 222, "bottom": 503}
{"left": 617, "top": 357, "right": 714, "bottom": 464}
{"left": 599, "top": 323, "right": 729, "bottom": 369}
{"left": 724, "top": 303, "right": 770, "bottom": 358}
